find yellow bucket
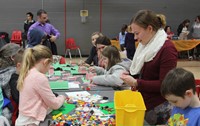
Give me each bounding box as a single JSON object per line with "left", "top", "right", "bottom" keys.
{"left": 114, "top": 90, "right": 146, "bottom": 126}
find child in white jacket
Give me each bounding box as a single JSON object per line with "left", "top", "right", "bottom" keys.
{"left": 90, "top": 45, "right": 131, "bottom": 89}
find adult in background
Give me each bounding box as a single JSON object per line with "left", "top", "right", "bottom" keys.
{"left": 119, "top": 24, "right": 128, "bottom": 51}
{"left": 177, "top": 19, "right": 190, "bottom": 40}
{"left": 22, "top": 12, "right": 35, "bottom": 48}
{"left": 191, "top": 15, "right": 200, "bottom": 59}
{"left": 28, "top": 9, "right": 60, "bottom": 55}
{"left": 124, "top": 25, "right": 136, "bottom": 60}
{"left": 164, "top": 25, "right": 174, "bottom": 40}
{"left": 120, "top": 10, "right": 178, "bottom": 125}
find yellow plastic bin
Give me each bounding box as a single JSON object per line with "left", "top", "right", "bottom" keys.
{"left": 114, "top": 90, "right": 146, "bottom": 126}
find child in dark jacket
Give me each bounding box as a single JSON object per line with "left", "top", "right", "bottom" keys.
{"left": 9, "top": 48, "right": 24, "bottom": 126}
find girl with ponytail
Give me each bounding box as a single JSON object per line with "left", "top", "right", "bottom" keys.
{"left": 16, "top": 45, "right": 65, "bottom": 126}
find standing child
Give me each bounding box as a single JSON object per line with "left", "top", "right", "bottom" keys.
{"left": 15, "top": 45, "right": 65, "bottom": 126}
{"left": 90, "top": 45, "right": 131, "bottom": 89}
{"left": 161, "top": 68, "right": 200, "bottom": 125}
{"left": 9, "top": 48, "right": 24, "bottom": 126}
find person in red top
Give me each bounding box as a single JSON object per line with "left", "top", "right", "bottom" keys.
{"left": 120, "top": 10, "right": 178, "bottom": 125}
{"left": 164, "top": 25, "right": 174, "bottom": 40}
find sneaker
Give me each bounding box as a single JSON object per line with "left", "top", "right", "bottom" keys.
{"left": 188, "top": 56, "right": 193, "bottom": 61}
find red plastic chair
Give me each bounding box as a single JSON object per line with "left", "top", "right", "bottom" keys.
{"left": 195, "top": 79, "right": 200, "bottom": 98}
{"left": 65, "top": 38, "right": 82, "bottom": 59}
{"left": 10, "top": 30, "right": 22, "bottom": 46}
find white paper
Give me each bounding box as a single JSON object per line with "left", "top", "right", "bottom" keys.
{"left": 100, "top": 100, "right": 109, "bottom": 103}
{"left": 65, "top": 91, "right": 103, "bottom": 103}
{"left": 65, "top": 91, "right": 90, "bottom": 98}
{"left": 68, "top": 82, "right": 80, "bottom": 88}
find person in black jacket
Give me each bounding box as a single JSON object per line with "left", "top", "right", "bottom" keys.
{"left": 80, "top": 32, "right": 103, "bottom": 66}
{"left": 177, "top": 19, "right": 190, "bottom": 37}
{"left": 124, "top": 25, "right": 136, "bottom": 60}
{"left": 23, "top": 12, "right": 35, "bottom": 36}
{"left": 22, "top": 12, "right": 35, "bottom": 48}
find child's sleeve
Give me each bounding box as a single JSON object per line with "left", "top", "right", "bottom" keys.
{"left": 94, "top": 66, "right": 105, "bottom": 75}
{"left": 9, "top": 74, "right": 19, "bottom": 104}
{"left": 35, "top": 77, "right": 65, "bottom": 110}
{"left": 92, "top": 67, "right": 125, "bottom": 86}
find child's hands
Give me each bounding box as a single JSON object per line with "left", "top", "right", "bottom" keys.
{"left": 78, "top": 60, "right": 90, "bottom": 67}
{"left": 60, "top": 95, "right": 66, "bottom": 103}
{"left": 88, "top": 67, "right": 95, "bottom": 73}
{"left": 90, "top": 79, "right": 94, "bottom": 84}
{"left": 78, "top": 60, "right": 84, "bottom": 66}
{"left": 50, "top": 35, "right": 57, "bottom": 42}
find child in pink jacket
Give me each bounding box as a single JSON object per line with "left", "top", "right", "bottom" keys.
{"left": 15, "top": 45, "right": 65, "bottom": 126}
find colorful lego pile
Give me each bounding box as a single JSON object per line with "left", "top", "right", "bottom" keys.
{"left": 50, "top": 93, "right": 116, "bottom": 126}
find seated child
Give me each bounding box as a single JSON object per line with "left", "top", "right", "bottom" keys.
{"left": 9, "top": 48, "right": 24, "bottom": 125}
{"left": 15, "top": 45, "right": 65, "bottom": 125}
{"left": 82, "top": 32, "right": 103, "bottom": 66}
{"left": 90, "top": 45, "right": 131, "bottom": 89}
{"left": 161, "top": 68, "right": 200, "bottom": 126}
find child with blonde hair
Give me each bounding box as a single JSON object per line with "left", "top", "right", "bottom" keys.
{"left": 15, "top": 45, "right": 65, "bottom": 126}
{"left": 81, "top": 32, "right": 103, "bottom": 66}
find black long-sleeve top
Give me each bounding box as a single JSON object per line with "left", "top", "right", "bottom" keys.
{"left": 9, "top": 73, "right": 19, "bottom": 105}
{"left": 85, "top": 46, "right": 98, "bottom": 66}
{"left": 24, "top": 20, "right": 35, "bottom": 33}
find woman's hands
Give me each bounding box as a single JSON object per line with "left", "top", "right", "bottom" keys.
{"left": 120, "top": 72, "right": 138, "bottom": 88}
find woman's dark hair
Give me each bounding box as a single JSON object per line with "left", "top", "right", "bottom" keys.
{"left": 164, "top": 25, "right": 171, "bottom": 32}
{"left": 196, "top": 16, "right": 200, "bottom": 22}
{"left": 182, "top": 19, "right": 190, "bottom": 27}
{"left": 102, "top": 45, "right": 121, "bottom": 70}
{"left": 95, "top": 36, "right": 111, "bottom": 46}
